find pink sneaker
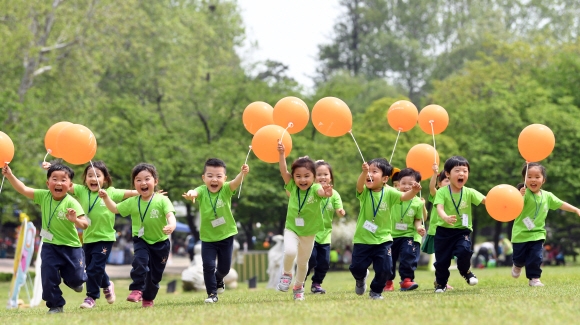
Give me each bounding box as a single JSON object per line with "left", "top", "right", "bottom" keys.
{"left": 142, "top": 300, "right": 154, "bottom": 308}
{"left": 79, "top": 296, "right": 95, "bottom": 309}
{"left": 127, "top": 290, "right": 142, "bottom": 302}
{"left": 446, "top": 284, "right": 454, "bottom": 290}
{"left": 103, "top": 281, "right": 116, "bottom": 304}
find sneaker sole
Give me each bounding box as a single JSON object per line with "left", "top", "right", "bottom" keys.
{"left": 400, "top": 284, "right": 419, "bottom": 291}
{"left": 127, "top": 297, "right": 142, "bottom": 302}
{"left": 276, "top": 285, "right": 289, "bottom": 292}
{"left": 434, "top": 289, "right": 446, "bottom": 293}
{"left": 79, "top": 304, "right": 94, "bottom": 309}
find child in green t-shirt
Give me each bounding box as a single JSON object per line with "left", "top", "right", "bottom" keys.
{"left": 384, "top": 168, "right": 426, "bottom": 292}
{"left": 511, "top": 163, "right": 580, "bottom": 287}
{"left": 276, "top": 143, "right": 333, "bottom": 301}
{"left": 305, "top": 160, "right": 345, "bottom": 294}
{"left": 182, "top": 158, "right": 249, "bottom": 303}
{"left": 422, "top": 163, "right": 454, "bottom": 290}
{"left": 2, "top": 163, "right": 88, "bottom": 314}
{"left": 350, "top": 158, "right": 421, "bottom": 300}
{"left": 99, "top": 163, "right": 176, "bottom": 308}
{"left": 433, "top": 156, "right": 486, "bottom": 293}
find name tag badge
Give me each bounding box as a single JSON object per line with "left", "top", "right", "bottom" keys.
{"left": 138, "top": 227, "right": 145, "bottom": 238}
{"left": 211, "top": 217, "right": 226, "bottom": 228}
{"left": 295, "top": 217, "right": 305, "bottom": 227}
{"left": 461, "top": 214, "right": 469, "bottom": 227}
{"left": 40, "top": 228, "right": 53, "bottom": 241}
{"left": 395, "top": 223, "right": 408, "bottom": 231}
{"left": 86, "top": 216, "right": 92, "bottom": 226}
{"left": 523, "top": 217, "right": 535, "bottom": 230}
{"left": 363, "top": 220, "right": 378, "bottom": 233}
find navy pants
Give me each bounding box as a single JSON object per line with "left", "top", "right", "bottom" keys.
{"left": 130, "top": 237, "right": 170, "bottom": 301}
{"left": 513, "top": 240, "right": 544, "bottom": 279}
{"left": 388, "top": 237, "right": 420, "bottom": 281}
{"left": 306, "top": 242, "right": 331, "bottom": 284}
{"left": 83, "top": 241, "right": 114, "bottom": 299}
{"left": 201, "top": 236, "right": 234, "bottom": 295}
{"left": 41, "top": 243, "right": 87, "bottom": 308}
{"left": 434, "top": 227, "right": 473, "bottom": 286}
{"left": 349, "top": 242, "right": 393, "bottom": 294}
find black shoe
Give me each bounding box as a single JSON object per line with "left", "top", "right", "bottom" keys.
{"left": 72, "top": 285, "right": 84, "bottom": 293}
{"left": 462, "top": 271, "right": 479, "bottom": 286}
{"left": 434, "top": 283, "right": 446, "bottom": 293}
{"left": 47, "top": 307, "right": 64, "bottom": 314}
{"left": 204, "top": 293, "right": 218, "bottom": 304}
{"left": 216, "top": 281, "right": 225, "bottom": 294}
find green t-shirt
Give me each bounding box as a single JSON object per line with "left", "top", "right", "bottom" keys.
{"left": 73, "top": 184, "right": 126, "bottom": 243}
{"left": 511, "top": 189, "right": 563, "bottom": 243}
{"left": 193, "top": 182, "right": 238, "bottom": 242}
{"left": 427, "top": 194, "right": 440, "bottom": 235}
{"left": 315, "top": 189, "right": 343, "bottom": 244}
{"left": 433, "top": 186, "right": 484, "bottom": 231}
{"left": 284, "top": 180, "right": 324, "bottom": 236}
{"left": 117, "top": 194, "right": 175, "bottom": 245}
{"left": 33, "top": 190, "right": 85, "bottom": 247}
{"left": 391, "top": 196, "right": 424, "bottom": 243}
{"left": 353, "top": 186, "right": 402, "bottom": 244}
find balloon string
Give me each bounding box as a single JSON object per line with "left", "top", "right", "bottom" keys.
{"left": 238, "top": 146, "right": 253, "bottom": 199}
{"left": 0, "top": 175, "right": 5, "bottom": 196}
{"left": 279, "top": 122, "right": 294, "bottom": 145}
{"left": 430, "top": 121, "right": 437, "bottom": 163}
{"left": 349, "top": 130, "right": 372, "bottom": 183}
{"left": 523, "top": 161, "right": 529, "bottom": 189}
{"left": 389, "top": 129, "right": 401, "bottom": 164}
{"left": 43, "top": 150, "right": 51, "bottom": 163}
{"left": 89, "top": 160, "right": 102, "bottom": 191}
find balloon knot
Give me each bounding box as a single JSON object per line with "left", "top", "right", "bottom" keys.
{"left": 47, "top": 149, "right": 52, "bottom": 154}
{"left": 288, "top": 122, "right": 294, "bottom": 128}
{"left": 429, "top": 120, "right": 434, "bottom": 123}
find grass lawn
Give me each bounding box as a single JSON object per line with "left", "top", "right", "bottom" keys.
{"left": 1, "top": 265, "right": 580, "bottom": 325}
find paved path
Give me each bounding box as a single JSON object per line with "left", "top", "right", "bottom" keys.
{"left": 0, "top": 256, "right": 191, "bottom": 279}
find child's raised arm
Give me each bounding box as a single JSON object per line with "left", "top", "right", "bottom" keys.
{"left": 163, "top": 212, "right": 177, "bottom": 235}
{"left": 182, "top": 189, "right": 198, "bottom": 203}
{"left": 429, "top": 163, "right": 438, "bottom": 196}
{"left": 401, "top": 182, "right": 422, "bottom": 201}
{"left": 229, "top": 164, "right": 250, "bottom": 191}
{"left": 98, "top": 189, "right": 119, "bottom": 214}
{"left": 317, "top": 183, "right": 333, "bottom": 198}
{"left": 559, "top": 202, "right": 580, "bottom": 216}
{"left": 66, "top": 208, "right": 89, "bottom": 230}
{"left": 356, "top": 162, "right": 369, "bottom": 194}
{"left": 2, "top": 164, "right": 34, "bottom": 199}
{"left": 278, "top": 142, "right": 292, "bottom": 184}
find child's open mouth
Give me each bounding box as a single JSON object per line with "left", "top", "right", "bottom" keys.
{"left": 140, "top": 186, "right": 149, "bottom": 193}
{"left": 54, "top": 188, "right": 63, "bottom": 193}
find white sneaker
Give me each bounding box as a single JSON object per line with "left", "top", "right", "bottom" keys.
{"left": 293, "top": 287, "right": 305, "bottom": 301}
{"left": 277, "top": 274, "right": 292, "bottom": 292}
{"left": 204, "top": 294, "right": 218, "bottom": 303}
{"left": 511, "top": 265, "right": 522, "bottom": 278}
{"left": 217, "top": 281, "right": 225, "bottom": 294}
{"left": 369, "top": 291, "right": 383, "bottom": 300}
{"left": 529, "top": 278, "right": 544, "bottom": 287}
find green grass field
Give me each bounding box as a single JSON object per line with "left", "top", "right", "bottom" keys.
{"left": 2, "top": 266, "right": 580, "bottom": 325}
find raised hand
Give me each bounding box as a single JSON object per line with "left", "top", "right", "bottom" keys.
{"left": 241, "top": 164, "right": 250, "bottom": 175}
{"left": 66, "top": 208, "right": 77, "bottom": 223}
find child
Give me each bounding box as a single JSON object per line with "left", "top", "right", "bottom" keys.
{"left": 384, "top": 168, "right": 426, "bottom": 291}
{"left": 182, "top": 158, "right": 249, "bottom": 303}
{"left": 350, "top": 158, "right": 421, "bottom": 300}
{"left": 99, "top": 163, "right": 176, "bottom": 308}
{"left": 390, "top": 168, "right": 401, "bottom": 188}
{"left": 2, "top": 163, "right": 88, "bottom": 314}
{"left": 276, "top": 143, "right": 333, "bottom": 301}
{"left": 422, "top": 163, "right": 454, "bottom": 290}
{"left": 433, "top": 156, "right": 485, "bottom": 293}
{"left": 511, "top": 163, "right": 580, "bottom": 286}
{"left": 305, "top": 160, "right": 346, "bottom": 294}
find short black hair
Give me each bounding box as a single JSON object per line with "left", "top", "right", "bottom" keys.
{"left": 47, "top": 163, "right": 74, "bottom": 180}
{"left": 82, "top": 161, "right": 113, "bottom": 188}
{"left": 131, "top": 163, "right": 158, "bottom": 185}
{"left": 391, "top": 172, "right": 401, "bottom": 183}
{"left": 204, "top": 158, "right": 227, "bottom": 174}
{"left": 291, "top": 156, "right": 316, "bottom": 176}
{"left": 444, "top": 156, "right": 470, "bottom": 173}
{"left": 516, "top": 182, "right": 525, "bottom": 191}
{"left": 398, "top": 168, "right": 421, "bottom": 183}
{"left": 367, "top": 158, "right": 393, "bottom": 178}
{"left": 522, "top": 162, "right": 546, "bottom": 181}
{"left": 437, "top": 171, "right": 448, "bottom": 184}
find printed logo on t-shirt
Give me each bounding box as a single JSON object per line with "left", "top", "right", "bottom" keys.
{"left": 379, "top": 201, "right": 388, "bottom": 211}
{"left": 307, "top": 195, "right": 316, "bottom": 205}
{"left": 216, "top": 198, "right": 225, "bottom": 209}
{"left": 150, "top": 209, "right": 160, "bottom": 218}
{"left": 407, "top": 209, "right": 416, "bottom": 217}
{"left": 100, "top": 201, "right": 106, "bottom": 207}
{"left": 57, "top": 210, "right": 66, "bottom": 220}
{"left": 459, "top": 200, "right": 468, "bottom": 209}
{"left": 325, "top": 204, "right": 334, "bottom": 211}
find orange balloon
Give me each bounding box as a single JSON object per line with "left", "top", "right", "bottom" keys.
{"left": 0, "top": 131, "right": 15, "bottom": 167}
{"left": 56, "top": 124, "right": 97, "bottom": 165}
{"left": 251, "top": 125, "right": 292, "bottom": 163}
{"left": 45, "top": 121, "right": 73, "bottom": 158}
{"left": 518, "top": 124, "right": 555, "bottom": 162}
{"left": 485, "top": 184, "right": 524, "bottom": 222}
{"left": 386, "top": 100, "right": 418, "bottom": 132}
{"left": 273, "top": 96, "right": 309, "bottom": 134}
{"left": 405, "top": 144, "right": 440, "bottom": 181}
{"left": 312, "top": 97, "right": 352, "bottom": 137}
{"left": 419, "top": 104, "right": 449, "bottom": 135}
{"left": 243, "top": 101, "right": 274, "bottom": 135}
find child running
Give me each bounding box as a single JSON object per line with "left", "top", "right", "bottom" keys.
{"left": 99, "top": 163, "right": 176, "bottom": 308}
{"left": 305, "top": 160, "right": 345, "bottom": 294}
{"left": 433, "top": 156, "right": 485, "bottom": 293}
{"left": 3, "top": 163, "right": 88, "bottom": 314}
{"left": 277, "top": 143, "right": 333, "bottom": 301}
{"left": 182, "top": 158, "right": 249, "bottom": 303}
{"left": 384, "top": 168, "right": 426, "bottom": 292}
{"left": 511, "top": 163, "right": 580, "bottom": 286}
{"left": 350, "top": 158, "right": 421, "bottom": 300}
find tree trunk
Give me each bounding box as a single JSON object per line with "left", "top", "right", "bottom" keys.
{"left": 471, "top": 210, "right": 477, "bottom": 249}
{"left": 506, "top": 220, "right": 514, "bottom": 240}
{"left": 493, "top": 221, "right": 502, "bottom": 257}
